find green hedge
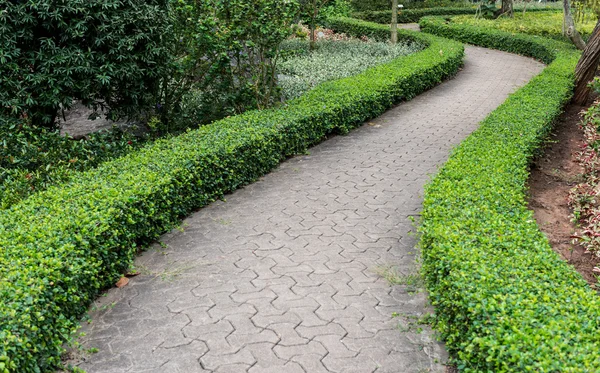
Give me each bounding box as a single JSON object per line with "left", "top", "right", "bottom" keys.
{"left": 353, "top": 7, "right": 559, "bottom": 25}
{"left": 418, "top": 17, "right": 600, "bottom": 372}
{"left": 0, "top": 18, "right": 463, "bottom": 372}
{"left": 420, "top": 15, "right": 570, "bottom": 64}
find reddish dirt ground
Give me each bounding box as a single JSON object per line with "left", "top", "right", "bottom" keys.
{"left": 528, "top": 104, "right": 600, "bottom": 286}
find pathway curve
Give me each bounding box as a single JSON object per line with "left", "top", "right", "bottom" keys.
{"left": 72, "top": 46, "right": 544, "bottom": 373}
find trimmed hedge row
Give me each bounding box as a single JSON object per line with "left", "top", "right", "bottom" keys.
{"left": 0, "top": 19, "right": 464, "bottom": 372}
{"left": 418, "top": 17, "right": 600, "bottom": 372}
{"left": 353, "top": 6, "right": 559, "bottom": 25}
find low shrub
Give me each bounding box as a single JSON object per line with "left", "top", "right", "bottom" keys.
{"left": 325, "top": 16, "right": 395, "bottom": 40}
{"left": 418, "top": 16, "right": 600, "bottom": 372}
{"left": 0, "top": 18, "right": 463, "bottom": 372}
{"left": 279, "top": 38, "right": 422, "bottom": 100}
{"left": 419, "top": 15, "right": 570, "bottom": 64}
{"left": 353, "top": 6, "right": 559, "bottom": 25}
{"left": 0, "top": 125, "right": 142, "bottom": 210}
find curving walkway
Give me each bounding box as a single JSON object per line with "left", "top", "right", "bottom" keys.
{"left": 71, "top": 46, "right": 544, "bottom": 373}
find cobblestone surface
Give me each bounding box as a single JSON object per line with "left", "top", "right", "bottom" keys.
{"left": 71, "top": 46, "right": 544, "bottom": 373}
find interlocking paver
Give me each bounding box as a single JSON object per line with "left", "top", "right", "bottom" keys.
{"left": 71, "top": 46, "right": 543, "bottom": 372}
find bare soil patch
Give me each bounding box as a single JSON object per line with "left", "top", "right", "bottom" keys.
{"left": 528, "top": 104, "right": 600, "bottom": 286}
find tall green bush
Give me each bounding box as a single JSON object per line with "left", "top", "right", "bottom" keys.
{"left": 0, "top": 0, "right": 172, "bottom": 128}
{"left": 353, "top": 7, "right": 559, "bottom": 25}
{"left": 160, "top": 0, "right": 299, "bottom": 132}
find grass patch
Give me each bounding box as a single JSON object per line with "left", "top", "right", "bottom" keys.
{"left": 452, "top": 11, "right": 596, "bottom": 41}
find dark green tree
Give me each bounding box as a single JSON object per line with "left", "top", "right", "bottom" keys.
{"left": 0, "top": 0, "right": 172, "bottom": 128}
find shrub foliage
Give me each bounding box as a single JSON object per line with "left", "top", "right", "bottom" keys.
{"left": 0, "top": 0, "right": 172, "bottom": 127}
{"left": 162, "top": 0, "right": 299, "bottom": 130}
{"left": 419, "top": 16, "right": 600, "bottom": 372}
{"left": 0, "top": 18, "right": 463, "bottom": 372}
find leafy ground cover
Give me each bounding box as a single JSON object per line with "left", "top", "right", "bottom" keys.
{"left": 0, "top": 20, "right": 464, "bottom": 372}
{"left": 0, "top": 127, "right": 142, "bottom": 210}
{"left": 419, "top": 16, "right": 600, "bottom": 372}
{"left": 279, "top": 38, "right": 422, "bottom": 100}
{"left": 452, "top": 11, "right": 596, "bottom": 41}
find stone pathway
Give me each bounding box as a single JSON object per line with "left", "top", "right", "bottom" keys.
{"left": 71, "top": 46, "right": 544, "bottom": 373}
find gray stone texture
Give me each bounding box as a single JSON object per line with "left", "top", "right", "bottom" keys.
{"left": 70, "top": 46, "right": 544, "bottom": 373}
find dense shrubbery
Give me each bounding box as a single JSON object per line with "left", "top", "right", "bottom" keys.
{"left": 0, "top": 18, "right": 463, "bottom": 372}
{"left": 160, "top": 0, "right": 299, "bottom": 132}
{"left": 452, "top": 12, "right": 595, "bottom": 41}
{"left": 0, "top": 0, "right": 171, "bottom": 128}
{"left": 419, "top": 16, "right": 600, "bottom": 372}
{"left": 278, "top": 38, "right": 422, "bottom": 100}
{"left": 0, "top": 0, "right": 305, "bottom": 210}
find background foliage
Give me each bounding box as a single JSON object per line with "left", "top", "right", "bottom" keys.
{"left": 452, "top": 11, "right": 596, "bottom": 41}
{"left": 160, "top": 0, "right": 299, "bottom": 133}
{"left": 0, "top": 0, "right": 172, "bottom": 128}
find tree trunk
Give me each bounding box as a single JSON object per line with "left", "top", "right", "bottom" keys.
{"left": 391, "top": 0, "right": 398, "bottom": 44}
{"left": 497, "top": 0, "right": 513, "bottom": 17}
{"left": 574, "top": 20, "right": 600, "bottom": 105}
{"left": 310, "top": 3, "right": 317, "bottom": 50}
{"left": 564, "top": 0, "right": 586, "bottom": 50}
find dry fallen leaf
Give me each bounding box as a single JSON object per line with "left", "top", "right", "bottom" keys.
{"left": 116, "top": 277, "right": 129, "bottom": 288}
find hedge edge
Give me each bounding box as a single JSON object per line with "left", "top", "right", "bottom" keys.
{"left": 418, "top": 17, "right": 600, "bottom": 372}
{"left": 0, "top": 19, "right": 463, "bottom": 372}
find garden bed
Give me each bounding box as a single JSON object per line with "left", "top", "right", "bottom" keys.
{"left": 0, "top": 19, "right": 464, "bottom": 372}
{"left": 418, "top": 16, "right": 600, "bottom": 372}
{"left": 279, "top": 37, "right": 423, "bottom": 100}
{"left": 527, "top": 103, "right": 600, "bottom": 286}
